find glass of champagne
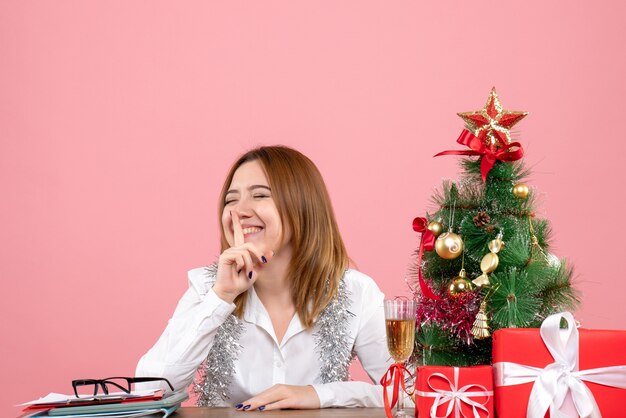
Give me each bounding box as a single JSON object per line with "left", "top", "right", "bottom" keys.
{"left": 384, "top": 299, "right": 416, "bottom": 418}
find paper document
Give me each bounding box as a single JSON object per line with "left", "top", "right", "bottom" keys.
{"left": 19, "top": 390, "right": 162, "bottom": 406}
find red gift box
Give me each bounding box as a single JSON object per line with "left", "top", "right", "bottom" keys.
{"left": 415, "top": 365, "right": 494, "bottom": 418}
{"left": 492, "top": 312, "right": 626, "bottom": 417}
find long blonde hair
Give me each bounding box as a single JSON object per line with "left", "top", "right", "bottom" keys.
{"left": 218, "top": 145, "right": 349, "bottom": 328}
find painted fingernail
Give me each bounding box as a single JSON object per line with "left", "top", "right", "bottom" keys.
{"left": 234, "top": 403, "right": 243, "bottom": 409}
{"left": 248, "top": 271, "right": 253, "bottom": 279}
{"left": 259, "top": 405, "right": 266, "bottom": 411}
{"left": 261, "top": 256, "right": 267, "bottom": 263}
{"left": 243, "top": 405, "right": 251, "bottom": 411}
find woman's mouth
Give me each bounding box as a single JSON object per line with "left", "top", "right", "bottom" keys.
{"left": 242, "top": 226, "right": 263, "bottom": 236}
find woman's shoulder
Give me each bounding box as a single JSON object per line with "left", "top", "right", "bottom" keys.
{"left": 342, "top": 268, "right": 383, "bottom": 297}
{"left": 187, "top": 264, "right": 218, "bottom": 296}
{"left": 341, "top": 269, "right": 385, "bottom": 321}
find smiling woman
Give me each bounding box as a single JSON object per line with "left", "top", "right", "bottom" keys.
{"left": 135, "top": 145, "right": 392, "bottom": 411}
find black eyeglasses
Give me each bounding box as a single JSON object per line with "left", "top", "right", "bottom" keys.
{"left": 72, "top": 377, "right": 175, "bottom": 399}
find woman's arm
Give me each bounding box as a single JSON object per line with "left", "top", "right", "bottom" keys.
{"left": 312, "top": 271, "right": 394, "bottom": 407}
{"left": 135, "top": 267, "right": 236, "bottom": 392}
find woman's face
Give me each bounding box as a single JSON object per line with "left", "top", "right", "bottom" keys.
{"left": 222, "top": 160, "right": 290, "bottom": 254}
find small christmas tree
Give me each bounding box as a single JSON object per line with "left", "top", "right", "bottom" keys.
{"left": 410, "top": 88, "right": 579, "bottom": 366}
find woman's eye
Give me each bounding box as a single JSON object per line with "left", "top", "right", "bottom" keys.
{"left": 253, "top": 194, "right": 269, "bottom": 199}
{"left": 224, "top": 200, "right": 236, "bottom": 205}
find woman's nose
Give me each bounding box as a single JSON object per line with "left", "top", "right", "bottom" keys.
{"left": 232, "top": 198, "right": 253, "bottom": 217}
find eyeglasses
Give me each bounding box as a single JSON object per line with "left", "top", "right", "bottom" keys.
{"left": 72, "top": 377, "right": 175, "bottom": 399}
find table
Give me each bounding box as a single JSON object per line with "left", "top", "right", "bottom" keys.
{"left": 173, "top": 407, "right": 393, "bottom": 417}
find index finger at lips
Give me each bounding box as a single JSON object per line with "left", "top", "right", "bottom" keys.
{"left": 231, "top": 211, "right": 244, "bottom": 247}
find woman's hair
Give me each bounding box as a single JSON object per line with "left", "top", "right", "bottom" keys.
{"left": 218, "top": 145, "right": 349, "bottom": 328}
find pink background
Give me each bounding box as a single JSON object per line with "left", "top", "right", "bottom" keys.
{"left": 2, "top": 1, "right": 625, "bottom": 415}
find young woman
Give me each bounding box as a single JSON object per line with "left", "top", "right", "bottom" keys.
{"left": 136, "top": 145, "right": 391, "bottom": 411}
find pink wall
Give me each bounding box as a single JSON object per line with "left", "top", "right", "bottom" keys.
{"left": 2, "top": 1, "right": 625, "bottom": 415}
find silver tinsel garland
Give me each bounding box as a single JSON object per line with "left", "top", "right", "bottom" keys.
{"left": 194, "top": 314, "right": 245, "bottom": 406}
{"left": 313, "top": 278, "right": 356, "bottom": 383}
{"left": 194, "top": 264, "right": 246, "bottom": 407}
{"left": 194, "top": 266, "right": 354, "bottom": 405}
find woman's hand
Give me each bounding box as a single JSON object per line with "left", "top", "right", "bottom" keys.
{"left": 235, "top": 384, "right": 320, "bottom": 411}
{"left": 213, "top": 212, "right": 272, "bottom": 303}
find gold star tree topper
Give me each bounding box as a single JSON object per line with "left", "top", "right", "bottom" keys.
{"left": 457, "top": 88, "right": 528, "bottom": 149}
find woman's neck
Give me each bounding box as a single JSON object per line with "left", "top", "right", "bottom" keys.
{"left": 253, "top": 246, "right": 293, "bottom": 308}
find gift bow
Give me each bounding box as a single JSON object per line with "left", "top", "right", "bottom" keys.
{"left": 493, "top": 312, "right": 626, "bottom": 418}
{"left": 380, "top": 363, "right": 415, "bottom": 418}
{"left": 435, "top": 129, "right": 524, "bottom": 182}
{"left": 412, "top": 217, "right": 441, "bottom": 301}
{"left": 416, "top": 367, "right": 492, "bottom": 418}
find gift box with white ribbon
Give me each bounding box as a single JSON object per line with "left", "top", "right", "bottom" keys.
{"left": 492, "top": 312, "right": 626, "bottom": 418}
{"left": 415, "top": 365, "right": 494, "bottom": 418}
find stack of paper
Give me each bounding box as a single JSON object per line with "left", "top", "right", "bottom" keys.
{"left": 18, "top": 391, "right": 188, "bottom": 418}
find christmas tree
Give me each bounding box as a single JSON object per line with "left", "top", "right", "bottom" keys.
{"left": 410, "top": 88, "right": 579, "bottom": 366}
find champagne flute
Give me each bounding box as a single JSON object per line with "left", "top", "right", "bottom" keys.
{"left": 384, "top": 299, "right": 416, "bottom": 418}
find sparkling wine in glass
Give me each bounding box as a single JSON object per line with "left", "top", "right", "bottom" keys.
{"left": 384, "top": 299, "right": 416, "bottom": 418}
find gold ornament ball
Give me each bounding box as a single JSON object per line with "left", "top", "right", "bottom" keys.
{"left": 435, "top": 232, "right": 464, "bottom": 259}
{"left": 427, "top": 220, "right": 444, "bottom": 237}
{"left": 513, "top": 183, "right": 529, "bottom": 199}
{"left": 448, "top": 275, "right": 473, "bottom": 297}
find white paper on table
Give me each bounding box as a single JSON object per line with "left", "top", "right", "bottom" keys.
{"left": 17, "top": 390, "right": 161, "bottom": 406}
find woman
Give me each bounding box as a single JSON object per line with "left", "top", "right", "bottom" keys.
{"left": 136, "top": 145, "right": 391, "bottom": 411}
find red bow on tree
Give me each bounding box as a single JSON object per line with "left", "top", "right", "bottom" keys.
{"left": 435, "top": 130, "right": 524, "bottom": 182}
{"left": 412, "top": 217, "right": 441, "bottom": 301}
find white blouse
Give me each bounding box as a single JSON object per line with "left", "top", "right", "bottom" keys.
{"left": 135, "top": 267, "right": 392, "bottom": 408}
